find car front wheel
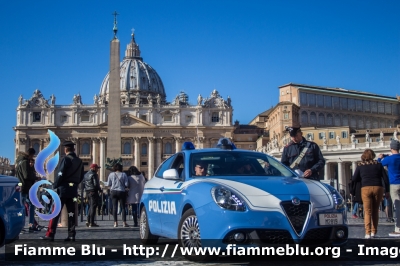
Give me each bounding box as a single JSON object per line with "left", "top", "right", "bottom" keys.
{"left": 139, "top": 206, "right": 159, "bottom": 245}
{"left": 178, "top": 208, "right": 214, "bottom": 261}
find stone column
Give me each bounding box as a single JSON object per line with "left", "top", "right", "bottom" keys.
{"left": 99, "top": 137, "right": 106, "bottom": 181}
{"left": 134, "top": 137, "right": 141, "bottom": 168}
{"left": 148, "top": 137, "right": 155, "bottom": 179}
{"left": 197, "top": 109, "right": 203, "bottom": 125}
{"left": 198, "top": 137, "right": 205, "bottom": 149}
{"left": 76, "top": 138, "right": 80, "bottom": 157}
{"left": 338, "top": 162, "right": 344, "bottom": 191}
{"left": 92, "top": 138, "right": 99, "bottom": 165}
{"left": 156, "top": 137, "right": 162, "bottom": 168}
{"left": 324, "top": 161, "right": 330, "bottom": 181}
{"left": 175, "top": 137, "right": 182, "bottom": 152}
{"left": 352, "top": 161, "right": 357, "bottom": 175}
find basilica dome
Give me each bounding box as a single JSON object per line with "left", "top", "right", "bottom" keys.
{"left": 99, "top": 33, "right": 166, "bottom": 103}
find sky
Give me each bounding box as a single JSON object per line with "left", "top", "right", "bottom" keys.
{"left": 1, "top": 0, "right": 399, "bottom": 163}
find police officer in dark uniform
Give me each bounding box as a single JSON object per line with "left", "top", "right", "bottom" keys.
{"left": 281, "top": 126, "right": 325, "bottom": 181}
{"left": 41, "top": 141, "right": 84, "bottom": 241}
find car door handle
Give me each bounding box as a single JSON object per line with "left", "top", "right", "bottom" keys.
{"left": 159, "top": 186, "right": 165, "bottom": 192}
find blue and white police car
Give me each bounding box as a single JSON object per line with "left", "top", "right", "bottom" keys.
{"left": 139, "top": 138, "right": 347, "bottom": 259}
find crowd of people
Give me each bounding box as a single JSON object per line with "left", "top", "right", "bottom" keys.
{"left": 348, "top": 139, "right": 400, "bottom": 238}
{"left": 15, "top": 141, "right": 147, "bottom": 241}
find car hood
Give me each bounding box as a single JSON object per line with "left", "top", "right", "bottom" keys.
{"left": 0, "top": 175, "right": 19, "bottom": 184}
{"left": 204, "top": 177, "right": 332, "bottom": 209}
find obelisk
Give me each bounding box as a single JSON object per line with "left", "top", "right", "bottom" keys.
{"left": 107, "top": 11, "right": 121, "bottom": 163}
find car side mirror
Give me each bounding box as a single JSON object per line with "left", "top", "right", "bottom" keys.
{"left": 163, "top": 169, "right": 180, "bottom": 180}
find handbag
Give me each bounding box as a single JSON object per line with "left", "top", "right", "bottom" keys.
{"left": 114, "top": 173, "right": 129, "bottom": 197}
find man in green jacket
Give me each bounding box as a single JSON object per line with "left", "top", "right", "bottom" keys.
{"left": 15, "top": 148, "right": 40, "bottom": 232}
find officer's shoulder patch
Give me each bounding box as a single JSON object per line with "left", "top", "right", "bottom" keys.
{"left": 285, "top": 142, "right": 294, "bottom": 148}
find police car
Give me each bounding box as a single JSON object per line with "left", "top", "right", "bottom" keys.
{"left": 139, "top": 138, "right": 347, "bottom": 259}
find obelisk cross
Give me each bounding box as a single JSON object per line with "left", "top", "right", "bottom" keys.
{"left": 112, "top": 11, "right": 119, "bottom": 39}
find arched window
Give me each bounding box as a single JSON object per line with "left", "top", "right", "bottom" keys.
{"left": 342, "top": 115, "right": 348, "bottom": 126}
{"left": 123, "top": 142, "right": 131, "bottom": 154}
{"left": 141, "top": 143, "right": 147, "bottom": 155}
{"left": 372, "top": 119, "right": 378, "bottom": 129}
{"left": 358, "top": 117, "right": 364, "bottom": 129}
{"left": 350, "top": 116, "right": 356, "bottom": 128}
{"left": 326, "top": 114, "right": 333, "bottom": 126}
{"left": 165, "top": 142, "right": 172, "bottom": 154}
{"left": 301, "top": 111, "right": 308, "bottom": 125}
{"left": 380, "top": 119, "right": 385, "bottom": 128}
{"left": 310, "top": 112, "right": 316, "bottom": 125}
{"left": 365, "top": 119, "right": 371, "bottom": 129}
{"left": 33, "top": 143, "right": 40, "bottom": 155}
{"left": 334, "top": 115, "right": 341, "bottom": 127}
{"left": 81, "top": 143, "right": 90, "bottom": 154}
{"left": 212, "top": 112, "right": 219, "bottom": 122}
{"left": 318, "top": 113, "right": 325, "bottom": 126}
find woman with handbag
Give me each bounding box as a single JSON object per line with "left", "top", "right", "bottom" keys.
{"left": 126, "top": 166, "right": 146, "bottom": 227}
{"left": 352, "top": 149, "right": 390, "bottom": 239}
{"left": 105, "top": 163, "right": 130, "bottom": 227}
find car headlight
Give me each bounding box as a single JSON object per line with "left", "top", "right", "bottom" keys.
{"left": 321, "top": 183, "right": 345, "bottom": 210}
{"left": 211, "top": 186, "right": 246, "bottom": 211}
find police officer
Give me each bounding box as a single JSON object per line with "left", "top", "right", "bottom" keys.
{"left": 84, "top": 163, "right": 101, "bottom": 227}
{"left": 41, "top": 141, "right": 84, "bottom": 241}
{"left": 281, "top": 126, "right": 325, "bottom": 181}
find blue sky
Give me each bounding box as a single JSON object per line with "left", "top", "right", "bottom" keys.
{"left": 1, "top": 0, "right": 399, "bottom": 163}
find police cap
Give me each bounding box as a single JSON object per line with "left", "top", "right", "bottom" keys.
{"left": 62, "top": 141, "right": 76, "bottom": 148}
{"left": 285, "top": 126, "right": 301, "bottom": 137}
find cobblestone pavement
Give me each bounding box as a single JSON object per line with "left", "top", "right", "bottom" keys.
{"left": 1, "top": 214, "right": 400, "bottom": 266}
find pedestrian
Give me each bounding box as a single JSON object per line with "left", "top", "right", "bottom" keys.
{"left": 40, "top": 141, "right": 84, "bottom": 241}
{"left": 105, "top": 163, "right": 130, "bottom": 227}
{"left": 83, "top": 163, "right": 101, "bottom": 227}
{"left": 141, "top": 171, "right": 147, "bottom": 182}
{"left": 384, "top": 197, "right": 395, "bottom": 223}
{"left": 126, "top": 166, "right": 145, "bottom": 227}
{"left": 15, "top": 148, "right": 41, "bottom": 232}
{"left": 352, "top": 149, "right": 390, "bottom": 239}
{"left": 350, "top": 180, "right": 362, "bottom": 218}
{"left": 281, "top": 126, "right": 325, "bottom": 180}
{"left": 378, "top": 139, "right": 400, "bottom": 237}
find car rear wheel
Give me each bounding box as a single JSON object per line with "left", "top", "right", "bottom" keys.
{"left": 139, "top": 206, "right": 159, "bottom": 245}
{"left": 178, "top": 208, "right": 214, "bottom": 261}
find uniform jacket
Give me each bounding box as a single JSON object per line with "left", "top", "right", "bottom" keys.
{"left": 83, "top": 170, "right": 101, "bottom": 192}
{"left": 15, "top": 152, "right": 37, "bottom": 194}
{"left": 53, "top": 152, "right": 84, "bottom": 198}
{"left": 281, "top": 137, "right": 325, "bottom": 180}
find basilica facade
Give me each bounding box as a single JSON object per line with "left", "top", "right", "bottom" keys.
{"left": 14, "top": 32, "right": 234, "bottom": 181}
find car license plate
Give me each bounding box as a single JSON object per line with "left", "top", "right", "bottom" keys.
{"left": 319, "top": 213, "right": 343, "bottom": 225}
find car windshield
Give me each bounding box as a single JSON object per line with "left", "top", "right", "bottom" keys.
{"left": 190, "top": 151, "right": 295, "bottom": 178}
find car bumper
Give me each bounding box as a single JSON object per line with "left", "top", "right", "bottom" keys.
{"left": 195, "top": 202, "right": 347, "bottom": 247}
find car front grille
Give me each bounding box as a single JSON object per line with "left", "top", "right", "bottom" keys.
{"left": 256, "top": 229, "right": 294, "bottom": 244}
{"left": 301, "top": 227, "right": 332, "bottom": 244}
{"left": 281, "top": 201, "right": 310, "bottom": 235}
